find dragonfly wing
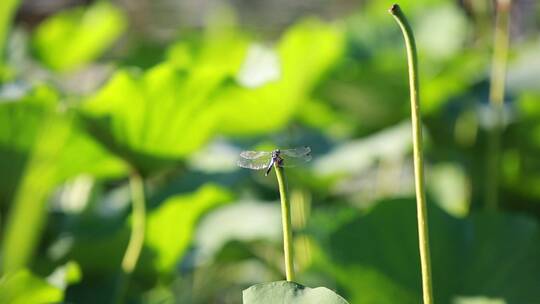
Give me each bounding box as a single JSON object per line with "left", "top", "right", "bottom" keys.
{"left": 281, "top": 146, "right": 311, "bottom": 158}
{"left": 280, "top": 153, "right": 312, "bottom": 168}
{"left": 239, "top": 150, "right": 272, "bottom": 159}
{"left": 237, "top": 155, "right": 271, "bottom": 170}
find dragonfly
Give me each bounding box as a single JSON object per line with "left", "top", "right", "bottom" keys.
{"left": 237, "top": 146, "right": 312, "bottom": 176}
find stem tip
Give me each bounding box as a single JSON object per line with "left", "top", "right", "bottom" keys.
{"left": 389, "top": 4, "right": 400, "bottom": 14}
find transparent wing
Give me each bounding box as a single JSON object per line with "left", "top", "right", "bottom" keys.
{"left": 281, "top": 146, "right": 311, "bottom": 158}
{"left": 280, "top": 153, "right": 312, "bottom": 168}
{"left": 239, "top": 150, "right": 272, "bottom": 159}
{"left": 237, "top": 154, "right": 272, "bottom": 170}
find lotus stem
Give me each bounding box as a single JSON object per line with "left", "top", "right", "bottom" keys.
{"left": 116, "top": 170, "right": 146, "bottom": 304}
{"left": 274, "top": 164, "right": 295, "bottom": 281}
{"left": 485, "top": 0, "right": 511, "bottom": 211}
{"left": 389, "top": 4, "right": 434, "bottom": 304}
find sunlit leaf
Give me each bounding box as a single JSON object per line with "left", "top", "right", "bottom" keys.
{"left": 167, "top": 16, "right": 248, "bottom": 74}
{"left": 211, "top": 19, "right": 345, "bottom": 135}
{"left": 142, "top": 184, "right": 233, "bottom": 273}
{"left": 81, "top": 15, "right": 251, "bottom": 171}
{"left": 0, "top": 269, "right": 63, "bottom": 304}
{"left": 81, "top": 62, "right": 226, "bottom": 172}
{"left": 31, "top": 1, "right": 126, "bottom": 71}
{"left": 81, "top": 18, "right": 343, "bottom": 172}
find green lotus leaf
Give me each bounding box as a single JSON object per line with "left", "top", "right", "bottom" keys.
{"left": 243, "top": 281, "right": 349, "bottom": 304}
{"left": 309, "top": 199, "right": 540, "bottom": 303}
{"left": 32, "top": 1, "right": 126, "bottom": 71}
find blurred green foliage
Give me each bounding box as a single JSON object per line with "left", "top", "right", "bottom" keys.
{"left": 143, "top": 184, "right": 232, "bottom": 274}
{"left": 31, "top": 1, "right": 126, "bottom": 72}
{"left": 0, "top": 269, "right": 63, "bottom": 304}
{"left": 309, "top": 199, "right": 540, "bottom": 303}
{"left": 0, "top": 0, "right": 539, "bottom": 303}
{"left": 0, "top": 85, "right": 127, "bottom": 273}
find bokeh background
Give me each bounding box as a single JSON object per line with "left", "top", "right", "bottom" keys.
{"left": 1, "top": 0, "right": 540, "bottom": 303}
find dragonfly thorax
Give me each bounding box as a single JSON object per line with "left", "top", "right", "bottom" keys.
{"left": 272, "top": 149, "right": 284, "bottom": 166}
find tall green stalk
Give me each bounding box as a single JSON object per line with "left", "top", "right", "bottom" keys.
{"left": 273, "top": 164, "right": 295, "bottom": 282}
{"left": 485, "top": 0, "right": 511, "bottom": 211}
{"left": 122, "top": 170, "right": 146, "bottom": 273}
{"left": 389, "top": 4, "right": 434, "bottom": 304}
{"left": 0, "top": 0, "right": 20, "bottom": 68}
{"left": 116, "top": 170, "right": 146, "bottom": 304}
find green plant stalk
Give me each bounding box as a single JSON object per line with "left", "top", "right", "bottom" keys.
{"left": 489, "top": 0, "right": 511, "bottom": 107}
{"left": 389, "top": 4, "right": 434, "bottom": 304}
{"left": 485, "top": 0, "right": 511, "bottom": 211}
{"left": 122, "top": 170, "right": 146, "bottom": 272}
{"left": 274, "top": 164, "right": 295, "bottom": 281}
{"left": 116, "top": 170, "right": 146, "bottom": 303}
{"left": 0, "top": 0, "right": 20, "bottom": 68}
{"left": 2, "top": 113, "right": 69, "bottom": 274}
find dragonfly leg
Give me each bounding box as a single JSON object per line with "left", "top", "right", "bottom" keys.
{"left": 265, "top": 159, "right": 275, "bottom": 176}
